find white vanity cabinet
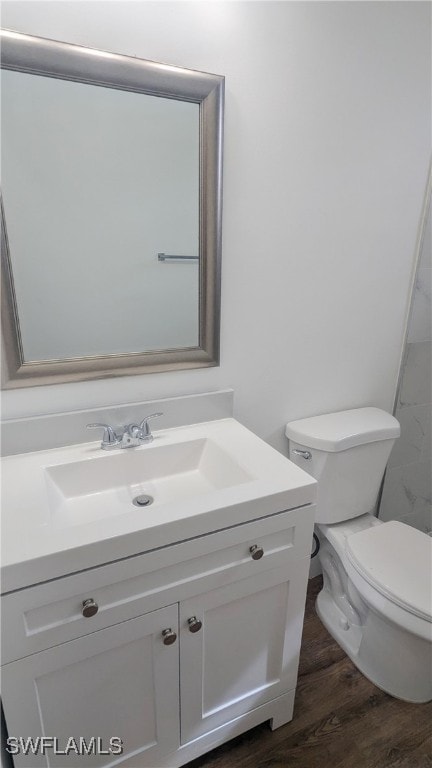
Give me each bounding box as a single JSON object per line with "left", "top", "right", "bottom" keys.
{"left": 179, "top": 558, "right": 310, "bottom": 744}
{"left": 1, "top": 505, "right": 315, "bottom": 768}
{"left": 1, "top": 606, "right": 181, "bottom": 768}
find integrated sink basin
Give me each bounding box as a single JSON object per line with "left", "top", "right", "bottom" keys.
{"left": 46, "top": 438, "right": 253, "bottom": 527}
{"left": 1, "top": 418, "right": 317, "bottom": 592}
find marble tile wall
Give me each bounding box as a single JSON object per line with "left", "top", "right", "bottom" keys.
{"left": 380, "top": 201, "right": 431, "bottom": 533}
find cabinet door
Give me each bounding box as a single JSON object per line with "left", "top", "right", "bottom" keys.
{"left": 179, "top": 559, "right": 310, "bottom": 743}
{"left": 1, "top": 605, "right": 179, "bottom": 768}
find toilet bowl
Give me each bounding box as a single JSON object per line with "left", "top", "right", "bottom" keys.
{"left": 317, "top": 514, "right": 432, "bottom": 702}
{"left": 286, "top": 407, "right": 432, "bottom": 703}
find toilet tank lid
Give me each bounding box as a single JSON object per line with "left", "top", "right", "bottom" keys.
{"left": 285, "top": 407, "right": 400, "bottom": 452}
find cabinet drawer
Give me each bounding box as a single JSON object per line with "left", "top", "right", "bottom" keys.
{"left": 1, "top": 505, "right": 314, "bottom": 663}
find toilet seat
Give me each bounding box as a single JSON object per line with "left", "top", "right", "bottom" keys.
{"left": 346, "top": 521, "right": 432, "bottom": 623}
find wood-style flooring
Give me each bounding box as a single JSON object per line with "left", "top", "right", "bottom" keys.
{"left": 187, "top": 576, "right": 432, "bottom": 768}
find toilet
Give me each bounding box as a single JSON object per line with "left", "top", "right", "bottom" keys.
{"left": 285, "top": 407, "right": 432, "bottom": 703}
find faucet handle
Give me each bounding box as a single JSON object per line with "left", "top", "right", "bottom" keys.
{"left": 86, "top": 423, "right": 121, "bottom": 449}
{"left": 138, "top": 412, "right": 163, "bottom": 438}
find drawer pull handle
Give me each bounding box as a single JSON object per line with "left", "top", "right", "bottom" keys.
{"left": 162, "top": 628, "right": 177, "bottom": 645}
{"left": 82, "top": 598, "right": 99, "bottom": 618}
{"left": 249, "top": 544, "right": 264, "bottom": 560}
{"left": 187, "top": 616, "right": 202, "bottom": 633}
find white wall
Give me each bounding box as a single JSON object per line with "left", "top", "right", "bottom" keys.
{"left": 1, "top": 1, "right": 431, "bottom": 455}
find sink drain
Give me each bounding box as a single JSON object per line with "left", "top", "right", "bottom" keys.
{"left": 132, "top": 494, "right": 154, "bottom": 507}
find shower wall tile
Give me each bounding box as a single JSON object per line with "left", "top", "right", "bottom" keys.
{"left": 388, "top": 404, "right": 431, "bottom": 468}
{"left": 380, "top": 468, "right": 411, "bottom": 521}
{"left": 398, "top": 341, "right": 431, "bottom": 407}
{"left": 380, "top": 461, "right": 431, "bottom": 526}
{"left": 380, "top": 197, "right": 431, "bottom": 532}
{"left": 407, "top": 268, "right": 431, "bottom": 343}
{"left": 399, "top": 503, "right": 432, "bottom": 535}
{"left": 421, "top": 408, "right": 431, "bottom": 464}
{"left": 419, "top": 205, "right": 431, "bottom": 269}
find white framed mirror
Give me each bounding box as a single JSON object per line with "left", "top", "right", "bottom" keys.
{"left": 0, "top": 30, "right": 224, "bottom": 388}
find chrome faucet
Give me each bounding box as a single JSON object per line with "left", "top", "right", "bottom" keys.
{"left": 87, "top": 413, "right": 163, "bottom": 450}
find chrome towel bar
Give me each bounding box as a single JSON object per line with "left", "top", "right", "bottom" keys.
{"left": 158, "top": 253, "right": 199, "bottom": 262}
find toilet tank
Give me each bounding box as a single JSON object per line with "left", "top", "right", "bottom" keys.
{"left": 285, "top": 408, "right": 400, "bottom": 524}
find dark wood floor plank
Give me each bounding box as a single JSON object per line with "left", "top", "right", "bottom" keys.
{"left": 291, "top": 656, "right": 385, "bottom": 736}
{"left": 279, "top": 689, "right": 431, "bottom": 768}
{"left": 187, "top": 576, "right": 432, "bottom": 768}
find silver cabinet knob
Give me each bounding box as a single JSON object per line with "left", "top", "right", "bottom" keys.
{"left": 162, "top": 628, "right": 177, "bottom": 645}
{"left": 187, "top": 616, "right": 202, "bottom": 633}
{"left": 249, "top": 544, "right": 264, "bottom": 560}
{"left": 82, "top": 598, "right": 99, "bottom": 618}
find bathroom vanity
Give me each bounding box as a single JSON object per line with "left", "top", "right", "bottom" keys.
{"left": 1, "top": 418, "right": 316, "bottom": 767}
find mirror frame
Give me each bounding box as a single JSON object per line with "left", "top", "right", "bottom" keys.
{"left": 0, "top": 30, "right": 224, "bottom": 388}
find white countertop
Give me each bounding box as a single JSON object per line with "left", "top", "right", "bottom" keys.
{"left": 1, "top": 418, "right": 316, "bottom": 593}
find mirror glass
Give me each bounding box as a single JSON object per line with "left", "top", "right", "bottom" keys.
{"left": 2, "top": 69, "right": 200, "bottom": 360}
{"left": 1, "top": 31, "right": 224, "bottom": 388}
